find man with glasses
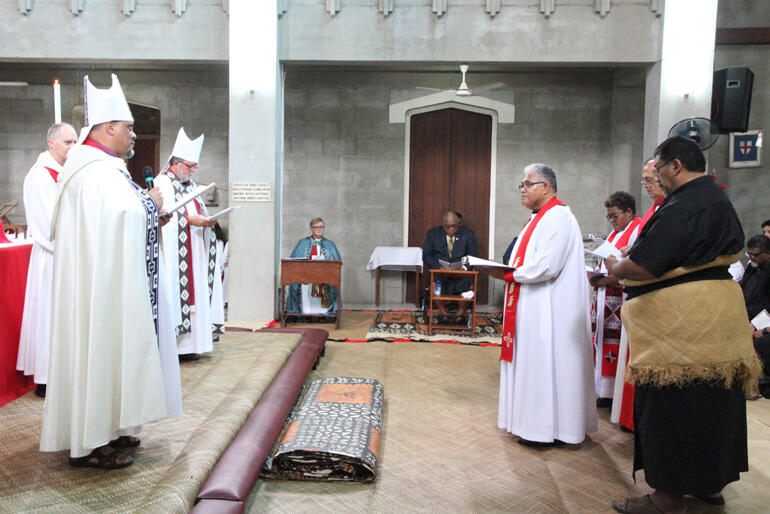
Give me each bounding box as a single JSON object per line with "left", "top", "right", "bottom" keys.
{"left": 495, "top": 163, "right": 596, "bottom": 448}
{"left": 286, "top": 217, "right": 342, "bottom": 316}
{"left": 157, "top": 127, "right": 217, "bottom": 361}
{"left": 606, "top": 136, "right": 761, "bottom": 513}
{"left": 740, "top": 235, "right": 770, "bottom": 396}
{"left": 589, "top": 192, "right": 641, "bottom": 410}
{"left": 422, "top": 211, "right": 479, "bottom": 324}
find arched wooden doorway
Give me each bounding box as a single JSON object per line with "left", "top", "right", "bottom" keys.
{"left": 126, "top": 102, "right": 161, "bottom": 186}
{"left": 406, "top": 107, "right": 492, "bottom": 304}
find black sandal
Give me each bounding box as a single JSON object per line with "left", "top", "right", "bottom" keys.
{"left": 109, "top": 435, "right": 141, "bottom": 448}
{"left": 69, "top": 446, "right": 133, "bottom": 469}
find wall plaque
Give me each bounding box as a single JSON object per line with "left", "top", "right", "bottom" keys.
{"left": 231, "top": 182, "right": 272, "bottom": 202}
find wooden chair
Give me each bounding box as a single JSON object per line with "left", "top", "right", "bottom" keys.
{"left": 279, "top": 259, "right": 342, "bottom": 328}
{"left": 0, "top": 201, "right": 26, "bottom": 239}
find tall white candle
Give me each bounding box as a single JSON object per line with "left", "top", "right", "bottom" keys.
{"left": 53, "top": 79, "right": 61, "bottom": 124}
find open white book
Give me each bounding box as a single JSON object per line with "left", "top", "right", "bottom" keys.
{"left": 462, "top": 255, "right": 515, "bottom": 272}
{"left": 164, "top": 182, "right": 215, "bottom": 215}
{"left": 209, "top": 205, "right": 240, "bottom": 221}
{"left": 751, "top": 309, "right": 770, "bottom": 331}
{"left": 587, "top": 235, "right": 623, "bottom": 260}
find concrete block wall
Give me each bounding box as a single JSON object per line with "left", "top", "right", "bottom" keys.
{"left": 0, "top": 66, "right": 229, "bottom": 229}
{"left": 282, "top": 67, "right": 645, "bottom": 306}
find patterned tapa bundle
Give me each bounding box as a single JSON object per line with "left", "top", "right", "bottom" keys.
{"left": 263, "top": 376, "right": 384, "bottom": 482}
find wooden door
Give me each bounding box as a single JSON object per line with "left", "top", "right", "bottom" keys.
{"left": 407, "top": 108, "right": 492, "bottom": 304}
{"left": 126, "top": 103, "right": 161, "bottom": 187}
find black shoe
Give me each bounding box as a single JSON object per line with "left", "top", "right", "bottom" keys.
{"left": 620, "top": 425, "right": 634, "bottom": 433}
{"left": 517, "top": 438, "right": 558, "bottom": 448}
{"left": 438, "top": 315, "right": 450, "bottom": 324}
{"left": 34, "top": 384, "right": 46, "bottom": 398}
{"left": 179, "top": 353, "right": 201, "bottom": 362}
{"left": 596, "top": 397, "right": 612, "bottom": 408}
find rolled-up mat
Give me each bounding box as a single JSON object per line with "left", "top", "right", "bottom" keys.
{"left": 263, "top": 376, "right": 383, "bottom": 482}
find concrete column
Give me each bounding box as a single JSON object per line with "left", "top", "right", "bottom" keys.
{"left": 228, "top": 1, "right": 282, "bottom": 321}
{"left": 642, "top": 0, "right": 718, "bottom": 209}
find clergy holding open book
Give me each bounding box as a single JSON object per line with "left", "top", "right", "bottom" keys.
{"left": 156, "top": 128, "right": 217, "bottom": 361}
{"left": 494, "top": 163, "right": 596, "bottom": 447}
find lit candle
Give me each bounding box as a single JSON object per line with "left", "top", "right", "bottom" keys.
{"left": 53, "top": 79, "right": 61, "bottom": 124}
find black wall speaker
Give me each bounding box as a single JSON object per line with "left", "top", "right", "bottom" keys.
{"left": 711, "top": 67, "right": 754, "bottom": 134}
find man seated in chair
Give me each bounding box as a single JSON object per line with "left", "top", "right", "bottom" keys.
{"left": 286, "top": 217, "right": 342, "bottom": 316}
{"left": 423, "top": 211, "right": 479, "bottom": 324}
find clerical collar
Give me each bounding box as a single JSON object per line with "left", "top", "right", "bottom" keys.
{"left": 82, "top": 138, "right": 119, "bottom": 157}
{"left": 311, "top": 236, "right": 322, "bottom": 241}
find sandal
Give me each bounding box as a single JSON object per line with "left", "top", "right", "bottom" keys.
{"left": 109, "top": 435, "right": 141, "bottom": 448}
{"left": 612, "top": 495, "right": 665, "bottom": 513}
{"left": 69, "top": 446, "right": 133, "bottom": 470}
{"left": 694, "top": 494, "right": 725, "bottom": 506}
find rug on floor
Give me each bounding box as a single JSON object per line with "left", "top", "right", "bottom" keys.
{"left": 365, "top": 311, "right": 502, "bottom": 345}
{"left": 262, "top": 376, "right": 383, "bottom": 483}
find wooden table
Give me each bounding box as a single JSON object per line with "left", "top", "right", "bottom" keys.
{"left": 427, "top": 269, "right": 478, "bottom": 336}
{"left": 0, "top": 241, "right": 35, "bottom": 406}
{"left": 366, "top": 246, "right": 423, "bottom": 307}
{"left": 279, "top": 259, "right": 342, "bottom": 328}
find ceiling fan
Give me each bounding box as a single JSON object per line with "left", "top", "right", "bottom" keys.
{"left": 417, "top": 64, "right": 505, "bottom": 97}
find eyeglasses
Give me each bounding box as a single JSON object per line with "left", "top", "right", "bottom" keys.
{"left": 180, "top": 161, "right": 198, "bottom": 171}
{"left": 746, "top": 250, "right": 764, "bottom": 259}
{"left": 311, "top": 225, "right": 325, "bottom": 229}
{"left": 606, "top": 213, "right": 621, "bottom": 222}
{"left": 653, "top": 159, "right": 674, "bottom": 174}
{"left": 518, "top": 181, "right": 545, "bottom": 190}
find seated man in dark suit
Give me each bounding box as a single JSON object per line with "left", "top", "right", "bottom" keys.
{"left": 423, "top": 211, "right": 479, "bottom": 324}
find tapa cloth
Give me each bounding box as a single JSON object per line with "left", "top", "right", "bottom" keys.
{"left": 41, "top": 144, "right": 167, "bottom": 458}
{"left": 621, "top": 255, "right": 762, "bottom": 395}
{"left": 264, "top": 377, "right": 383, "bottom": 482}
{"left": 16, "top": 151, "right": 61, "bottom": 384}
{"left": 497, "top": 204, "right": 597, "bottom": 444}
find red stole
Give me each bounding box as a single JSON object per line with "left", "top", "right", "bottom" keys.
{"left": 43, "top": 166, "right": 59, "bottom": 183}
{"left": 501, "top": 197, "right": 564, "bottom": 362}
{"left": 612, "top": 216, "right": 641, "bottom": 249}
{"left": 639, "top": 197, "right": 664, "bottom": 228}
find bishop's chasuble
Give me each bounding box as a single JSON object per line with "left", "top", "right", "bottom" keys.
{"left": 40, "top": 143, "right": 167, "bottom": 458}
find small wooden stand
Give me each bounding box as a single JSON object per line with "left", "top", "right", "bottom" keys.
{"left": 427, "top": 269, "right": 478, "bottom": 336}
{"left": 279, "top": 259, "right": 342, "bottom": 328}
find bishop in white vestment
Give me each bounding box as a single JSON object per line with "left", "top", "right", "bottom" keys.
{"left": 156, "top": 127, "right": 216, "bottom": 357}
{"left": 16, "top": 123, "right": 77, "bottom": 393}
{"left": 40, "top": 75, "right": 167, "bottom": 466}
{"left": 497, "top": 164, "right": 597, "bottom": 445}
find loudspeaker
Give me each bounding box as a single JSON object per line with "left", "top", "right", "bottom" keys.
{"left": 711, "top": 67, "right": 754, "bottom": 134}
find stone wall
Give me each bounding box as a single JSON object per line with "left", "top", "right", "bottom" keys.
{"left": 282, "top": 67, "right": 645, "bottom": 306}
{"left": 0, "top": 66, "right": 229, "bottom": 229}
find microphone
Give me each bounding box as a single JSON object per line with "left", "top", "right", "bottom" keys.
{"left": 142, "top": 166, "right": 154, "bottom": 189}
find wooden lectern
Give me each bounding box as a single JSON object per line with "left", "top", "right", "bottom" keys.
{"left": 279, "top": 259, "right": 343, "bottom": 328}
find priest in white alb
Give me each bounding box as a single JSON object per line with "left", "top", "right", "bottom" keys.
{"left": 16, "top": 122, "right": 77, "bottom": 398}
{"left": 156, "top": 128, "right": 217, "bottom": 359}
{"left": 588, "top": 191, "right": 641, "bottom": 407}
{"left": 496, "top": 163, "right": 596, "bottom": 446}
{"left": 41, "top": 74, "right": 168, "bottom": 468}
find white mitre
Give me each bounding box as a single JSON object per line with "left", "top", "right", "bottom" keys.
{"left": 77, "top": 74, "right": 134, "bottom": 144}
{"left": 167, "top": 127, "right": 205, "bottom": 165}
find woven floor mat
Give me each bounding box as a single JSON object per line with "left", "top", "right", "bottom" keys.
{"left": 365, "top": 310, "right": 502, "bottom": 345}
{"left": 0, "top": 331, "right": 300, "bottom": 514}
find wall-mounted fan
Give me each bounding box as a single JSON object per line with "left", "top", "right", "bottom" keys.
{"left": 667, "top": 117, "right": 719, "bottom": 150}
{"left": 417, "top": 64, "right": 505, "bottom": 97}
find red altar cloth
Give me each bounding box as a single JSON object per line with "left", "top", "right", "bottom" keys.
{"left": 0, "top": 242, "right": 35, "bottom": 406}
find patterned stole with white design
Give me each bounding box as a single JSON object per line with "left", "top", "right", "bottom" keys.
{"left": 165, "top": 172, "right": 217, "bottom": 336}
{"left": 125, "top": 176, "right": 160, "bottom": 339}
